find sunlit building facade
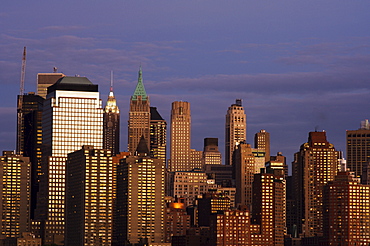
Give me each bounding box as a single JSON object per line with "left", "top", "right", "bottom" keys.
{"left": 254, "top": 129, "right": 270, "bottom": 163}
{"left": 169, "top": 101, "right": 191, "bottom": 172}
{"left": 114, "top": 137, "right": 165, "bottom": 244}
{"left": 65, "top": 146, "right": 113, "bottom": 246}
{"left": 128, "top": 67, "right": 150, "bottom": 153}
{"left": 103, "top": 86, "right": 120, "bottom": 155}
{"left": 225, "top": 99, "right": 246, "bottom": 165}
{"left": 35, "top": 76, "right": 103, "bottom": 245}
{"left": 0, "top": 151, "right": 30, "bottom": 238}
{"left": 292, "top": 131, "right": 339, "bottom": 237}
{"left": 346, "top": 119, "right": 370, "bottom": 179}
{"left": 203, "top": 138, "right": 222, "bottom": 166}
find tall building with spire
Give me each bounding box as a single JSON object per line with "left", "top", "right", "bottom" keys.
{"left": 35, "top": 76, "right": 103, "bottom": 245}
{"left": 225, "top": 99, "right": 246, "bottom": 165}
{"left": 128, "top": 67, "right": 150, "bottom": 153}
{"left": 169, "top": 101, "right": 191, "bottom": 172}
{"left": 292, "top": 131, "right": 339, "bottom": 238}
{"left": 104, "top": 72, "right": 120, "bottom": 155}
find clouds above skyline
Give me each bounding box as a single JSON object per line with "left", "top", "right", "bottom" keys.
{"left": 1, "top": 1, "right": 369, "bottom": 165}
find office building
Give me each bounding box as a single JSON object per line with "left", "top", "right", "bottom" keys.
{"left": 35, "top": 76, "right": 103, "bottom": 245}
{"left": 65, "top": 146, "right": 112, "bottom": 246}
{"left": 266, "top": 152, "right": 288, "bottom": 177}
{"left": 114, "top": 137, "right": 165, "bottom": 245}
{"left": 204, "top": 164, "right": 233, "bottom": 187}
{"left": 150, "top": 107, "right": 167, "bottom": 162}
{"left": 254, "top": 129, "right": 270, "bottom": 163}
{"left": 103, "top": 84, "right": 120, "bottom": 155}
{"left": 346, "top": 119, "right": 370, "bottom": 179}
{"left": 233, "top": 142, "right": 255, "bottom": 207}
{"left": 252, "top": 169, "right": 286, "bottom": 246}
{"left": 203, "top": 138, "right": 222, "bottom": 166}
{"left": 323, "top": 171, "right": 370, "bottom": 245}
{"left": 169, "top": 101, "right": 191, "bottom": 172}
{"left": 16, "top": 92, "right": 44, "bottom": 219}
{"left": 189, "top": 149, "right": 203, "bottom": 170}
{"left": 292, "top": 131, "right": 339, "bottom": 237}
{"left": 210, "top": 209, "right": 251, "bottom": 246}
{"left": 0, "top": 151, "right": 30, "bottom": 238}
{"left": 197, "top": 192, "right": 231, "bottom": 227}
{"left": 37, "top": 72, "right": 65, "bottom": 98}
{"left": 164, "top": 199, "right": 191, "bottom": 243}
{"left": 128, "top": 67, "right": 150, "bottom": 153}
{"left": 225, "top": 99, "right": 246, "bottom": 165}
{"left": 171, "top": 169, "right": 217, "bottom": 206}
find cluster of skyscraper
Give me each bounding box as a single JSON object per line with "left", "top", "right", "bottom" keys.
{"left": 1, "top": 68, "right": 370, "bottom": 246}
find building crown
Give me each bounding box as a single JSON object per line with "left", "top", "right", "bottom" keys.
{"left": 131, "top": 66, "right": 148, "bottom": 101}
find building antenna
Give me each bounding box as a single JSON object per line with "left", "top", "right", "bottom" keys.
{"left": 17, "top": 47, "right": 26, "bottom": 155}
{"left": 110, "top": 70, "right": 113, "bottom": 91}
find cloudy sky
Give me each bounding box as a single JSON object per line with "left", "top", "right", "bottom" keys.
{"left": 1, "top": 1, "right": 369, "bottom": 167}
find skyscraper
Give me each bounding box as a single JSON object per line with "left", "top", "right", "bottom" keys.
{"left": 233, "top": 142, "right": 255, "bottom": 207}
{"left": 150, "top": 107, "right": 167, "bottom": 162}
{"left": 169, "top": 101, "right": 191, "bottom": 172}
{"left": 323, "top": 171, "right": 370, "bottom": 245}
{"left": 37, "top": 72, "right": 65, "bottom": 99}
{"left": 16, "top": 92, "right": 44, "bottom": 219}
{"left": 346, "top": 119, "right": 370, "bottom": 179}
{"left": 35, "top": 76, "right": 103, "bottom": 245}
{"left": 0, "top": 151, "right": 30, "bottom": 238}
{"left": 292, "top": 131, "right": 339, "bottom": 237}
{"left": 103, "top": 79, "right": 120, "bottom": 155}
{"left": 203, "top": 138, "right": 222, "bottom": 166}
{"left": 114, "top": 137, "right": 165, "bottom": 245}
{"left": 254, "top": 129, "right": 270, "bottom": 163}
{"left": 128, "top": 67, "right": 150, "bottom": 153}
{"left": 225, "top": 99, "right": 246, "bottom": 165}
{"left": 65, "top": 146, "right": 113, "bottom": 246}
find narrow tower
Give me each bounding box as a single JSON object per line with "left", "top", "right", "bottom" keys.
{"left": 128, "top": 67, "right": 150, "bottom": 153}
{"left": 225, "top": 99, "right": 246, "bottom": 165}
{"left": 104, "top": 71, "right": 120, "bottom": 155}
{"left": 169, "top": 101, "right": 191, "bottom": 172}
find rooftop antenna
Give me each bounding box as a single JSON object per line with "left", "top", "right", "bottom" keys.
{"left": 110, "top": 70, "right": 113, "bottom": 91}
{"left": 53, "top": 67, "right": 58, "bottom": 73}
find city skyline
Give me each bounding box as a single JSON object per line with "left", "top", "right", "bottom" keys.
{"left": 1, "top": 1, "right": 370, "bottom": 166}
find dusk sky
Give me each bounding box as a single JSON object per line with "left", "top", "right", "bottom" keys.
{"left": 1, "top": 1, "right": 370, "bottom": 167}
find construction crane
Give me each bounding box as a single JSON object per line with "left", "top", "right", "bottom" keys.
{"left": 16, "top": 47, "right": 26, "bottom": 155}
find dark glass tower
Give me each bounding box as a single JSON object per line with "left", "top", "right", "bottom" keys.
{"left": 150, "top": 107, "right": 166, "bottom": 162}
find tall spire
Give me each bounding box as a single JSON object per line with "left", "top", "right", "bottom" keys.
{"left": 105, "top": 71, "right": 119, "bottom": 113}
{"left": 132, "top": 65, "right": 148, "bottom": 101}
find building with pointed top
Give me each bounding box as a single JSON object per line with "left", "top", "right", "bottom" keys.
{"left": 104, "top": 81, "right": 120, "bottom": 155}
{"left": 114, "top": 136, "right": 165, "bottom": 245}
{"left": 150, "top": 107, "right": 167, "bottom": 162}
{"left": 128, "top": 67, "right": 151, "bottom": 153}
{"left": 225, "top": 99, "right": 246, "bottom": 165}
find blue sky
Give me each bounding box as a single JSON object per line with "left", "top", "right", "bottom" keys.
{"left": 1, "top": 1, "right": 370, "bottom": 167}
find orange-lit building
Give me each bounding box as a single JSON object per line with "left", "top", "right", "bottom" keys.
{"left": 164, "top": 199, "right": 191, "bottom": 243}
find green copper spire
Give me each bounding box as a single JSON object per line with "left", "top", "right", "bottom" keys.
{"left": 131, "top": 66, "right": 148, "bottom": 101}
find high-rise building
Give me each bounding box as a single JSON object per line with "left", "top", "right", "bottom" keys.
{"left": 170, "top": 169, "right": 217, "bottom": 206}
{"left": 164, "top": 199, "right": 191, "bottom": 243}
{"left": 16, "top": 92, "right": 44, "bottom": 219}
{"left": 204, "top": 164, "right": 233, "bottom": 187}
{"left": 189, "top": 149, "right": 203, "bottom": 170}
{"left": 225, "top": 99, "right": 246, "bottom": 165}
{"left": 323, "top": 171, "right": 370, "bottom": 245}
{"left": 35, "top": 76, "right": 103, "bottom": 245}
{"left": 169, "top": 101, "right": 191, "bottom": 172}
{"left": 128, "top": 67, "right": 150, "bottom": 153}
{"left": 37, "top": 72, "right": 65, "bottom": 99}
{"left": 114, "top": 137, "right": 165, "bottom": 245}
{"left": 0, "top": 151, "right": 30, "bottom": 239}
{"left": 65, "top": 146, "right": 113, "bottom": 246}
{"left": 150, "top": 107, "right": 167, "bottom": 162}
{"left": 346, "top": 119, "right": 370, "bottom": 179}
{"left": 254, "top": 129, "right": 270, "bottom": 163}
{"left": 266, "top": 152, "right": 288, "bottom": 177}
{"left": 197, "top": 192, "right": 231, "bottom": 227}
{"left": 233, "top": 142, "right": 255, "bottom": 207}
{"left": 292, "top": 131, "right": 339, "bottom": 237}
{"left": 103, "top": 84, "right": 120, "bottom": 155}
{"left": 251, "top": 169, "right": 286, "bottom": 246}
{"left": 203, "top": 138, "right": 222, "bottom": 166}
